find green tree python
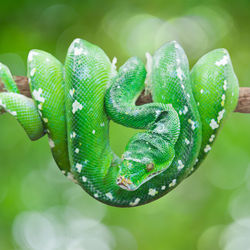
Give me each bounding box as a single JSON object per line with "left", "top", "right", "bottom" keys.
{"left": 0, "top": 39, "right": 239, "bottom": 207}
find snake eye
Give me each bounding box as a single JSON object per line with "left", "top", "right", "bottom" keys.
{"left": 146, "top": 163, "right": 154, "bottom": 171}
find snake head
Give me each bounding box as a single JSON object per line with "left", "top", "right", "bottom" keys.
{"left": 116, "top": 131, "right": 176, "bottom": 191}
{"left": 117, "top": 158, "right": 165, "bottom": 191}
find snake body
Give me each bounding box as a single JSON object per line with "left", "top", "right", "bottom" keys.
{"left": 0, "top": 39, "right": 239, "bottom": 207}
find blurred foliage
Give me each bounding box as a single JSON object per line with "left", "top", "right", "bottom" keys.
{"left": 0, "top": 0, "right": 250, "bottom": 249}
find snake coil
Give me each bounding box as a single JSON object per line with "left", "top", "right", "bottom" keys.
{"left": 0, "top": 39, "right": 239, "bottom": 207}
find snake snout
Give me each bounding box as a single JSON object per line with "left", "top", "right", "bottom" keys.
{"left": 116, "top": 175, "right": 137, "bottom": 191}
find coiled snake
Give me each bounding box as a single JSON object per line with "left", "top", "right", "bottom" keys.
{"left": 0, "top": 39, "right": 239, "bottom": 207}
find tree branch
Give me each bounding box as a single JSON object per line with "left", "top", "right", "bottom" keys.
{"left": 0, "top": 76, "right": 31, "bottom": 98}
{"left": 0, "top": 76, "right": 249, "bottom": 113}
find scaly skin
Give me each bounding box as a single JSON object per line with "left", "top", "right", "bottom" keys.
{"left": 105, "top": 56, "right": 180, "bottom": 191}
{"left": 189, "top": 49, "right": 239, "bottom": 174}
{"left": 0, "top": 39, "right": 239, "bottom": 207}
{"left": 27, "top": 50, "right": 70, "bottom": 172}
{"left": 0, "top": 63, "right": 44, "bottom": 140}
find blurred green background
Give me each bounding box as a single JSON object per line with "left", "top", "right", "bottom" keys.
{"left": 0, "top": 0, "right": 250, "bottom": 249}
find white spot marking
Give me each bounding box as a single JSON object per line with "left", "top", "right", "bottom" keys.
{"left": 210, "top": 119, "right": 219, "bottom": 130}
{"left": 72, "top": 100, "right": 83, "bottom": 114}
{"left": 74, "top": 38, "right": 81, "bottom": 45}
{"left": 223, "top": 80, "right": 228, "bottom": 91}
{"left": 188, "top": 119, "right": 196, "bottom": 130}
{"left": 7, "top": 110, "right": 17, "bottom": 116}
{"left": 169, "top": 179, "right": 176, "bottom": 187}
{"left": 221, "top": 94, "right": 226, "bottom": 106}
{"left": 70, "top": 132, "right": 76, "bottom": 139}
{"left": 183, "top": 105, "right": 188, "bottom": 115}
{"left": 92, "top": 130, "right": 96, "bottom": 135}
{"left": 112, "top": 56, "right": 117, "bottom": 66}
{"left": 74, "top": 47, "right": 83, "bottom": 56}
{"left": 111, "top": 57, "right": 117, "bottom": 76}
{"left": 174, "top": 41, "right": 180, "bottom": 49}
{"left": 48, "top": 138, "right": 55, "bottom": 148}
{"left": 217, "top": 109, "right": 225, "bottom": 123}
{"left": 209, "top": 134, "right": 215, "bottom": 143}
{"left": 204, "top": 145, "right": 212, "bottom": 153}
{"left": 200, "top": 89, "right": 204, "bottom": 94}
{"left": 148, "top": 188, "right": 158, "bottom": 196}
{"left": 38, "top": 103, "right": 43, "bottom": 110}
{"left": 129, "top": 198, "right": 140, "bottom": 206}
{"left": 69, "top": 88, "right": 75, "bottom": 97}
{"left": 75, "top": 148, "right": 79, "bottom": 154}
{"left": 75, "top": 163, "right": 82, "bottom": 173}
{"left": 81, "top": 176, "right": 87, "bottom": 182}
{"left": 106, "top": 192, "right": 113, "bottom": 200}
{"left": 33, "top": 88, "right": 45, "bottom": 103}
{"left": 177, "top": 68, "right": 183, "bottom": 81}
{"left": 215, "top": 55, "right": 229, "bottom": 66}
{"left": 161, "top": 185, "right": 166, "bottom": 190}
{"left": 30, "top": 68, "right": 36, "bottom": 77}
{"left": 177, "top": 160, "right": 184, "bottom": 170}
{"left": 28, "top": 51, "right": 39, "bottom": 62}
{"left": 185, "top": 138, "right": 190, "bottom": 145}
{"left": 156, "top": 110, "right": 161, "bottom": 116}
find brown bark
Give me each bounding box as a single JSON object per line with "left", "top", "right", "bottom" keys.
{"left": 0, "top": 76, "right": 249, "bottom": 113}
{"left": 234, "top": 87, "right": 250, "bottom": 113}
{"left": 0, "top": 76, "right": 31, "bottom": 98}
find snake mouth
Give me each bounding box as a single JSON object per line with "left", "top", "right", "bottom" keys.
{"left": 116, "top": 175, "right": 137, "bottom": 191}
{"left": 147, "top": 169, "right": 164, "bottom": 178}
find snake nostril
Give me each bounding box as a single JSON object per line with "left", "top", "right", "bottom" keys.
{"left": 116, "top": 176, "right": 123, "bottom": 185}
